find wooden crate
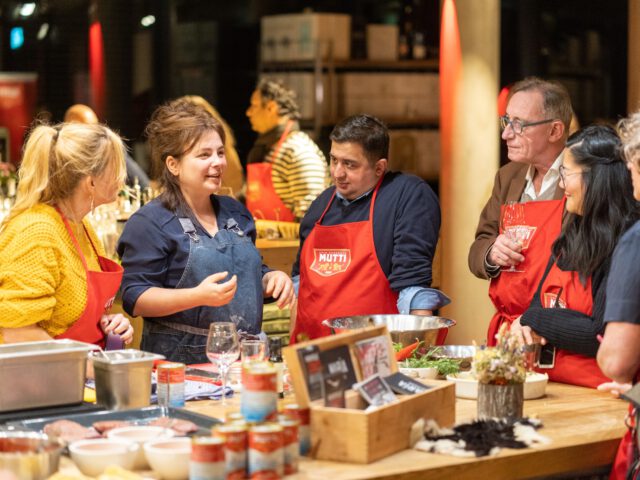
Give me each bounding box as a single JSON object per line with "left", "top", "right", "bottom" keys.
{"left": 283, "top": 326, "right": 455, "bottom": 463}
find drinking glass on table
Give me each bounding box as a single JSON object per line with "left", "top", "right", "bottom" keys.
{"left": 240, "top": 339, "right": 266, "bottom": 364}
{"left": 500, "top": 201, "right": 526, "bottom": 272}
{"left": 206, "top": 322, "right": 240, "bottom": 405}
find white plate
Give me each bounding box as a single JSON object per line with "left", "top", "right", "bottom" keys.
{"left": 446, "top": 371, "right": 549, "bottom": 400}
{"left": 399, "top": 366, "right": 439, "bottom": 380}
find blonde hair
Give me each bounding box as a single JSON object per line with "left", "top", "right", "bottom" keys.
{"left": 3, "top": 122, "right": 126, "bottom": 227}
{"left": 618, "top": 112, "right": 640, "bottom": 171}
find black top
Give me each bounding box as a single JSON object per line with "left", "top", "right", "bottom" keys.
{"left": 292, "top": 171, "right": 441, "bottom": 291}
{"left": 520, "top": 256, "right": 609, "bottom": 357}
{"left": 605, "top": 220, "right": 640, "bottom": 325}
{"left": 117, "top": 195, "right": 270, "bottom": 316}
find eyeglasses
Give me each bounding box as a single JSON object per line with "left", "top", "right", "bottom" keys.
{"left": 558, "top": 165, "right": 584, "bottom": 183}
{"left": 499, "top": 115, "right": 555, "bottom": 135}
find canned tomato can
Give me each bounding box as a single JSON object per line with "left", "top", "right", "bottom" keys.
{"left": 225, "top": 411, "right": 245, "bottom": 423}
{"left": 213, "top": 423, "right": 248, "bottom": 480}
{"left": 157, "top": 362, "right": 186, "bottom": 407}
{"left": 248, "top": 423, "right": 284, "bottom": 479}
{"left": 241, "top": 362, "right": 278, "bottom": 423}
{"left": 283, "top": 403, "right": 310, "bottom": 455}
{"left": 277, "top": 416, "right": 299, "bottom": 475}
{"left": 190, "top": 436, "right": 225, "bottom": 480}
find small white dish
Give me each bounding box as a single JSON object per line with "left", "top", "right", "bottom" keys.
{"left": 106, "top": 425, "right": 175, "bottom": 469}
{"left": 144, "top": 437, "right": 191, "bottom": 480}
{"left": 69, "top": 438, "right": 138, "bottom": 477}
{"left": 399, "top": 366, "right": 439, "bottom": 380}
{"left": 446, "top": 371, "right": 549, "bottom": 400}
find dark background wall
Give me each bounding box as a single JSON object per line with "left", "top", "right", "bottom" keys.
{"left": 0, "top": 0, "right": 629, "bottom": 166}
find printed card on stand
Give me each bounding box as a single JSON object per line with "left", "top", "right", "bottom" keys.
{"left": 354, "top": 335, "right": 393, "bottom": 379}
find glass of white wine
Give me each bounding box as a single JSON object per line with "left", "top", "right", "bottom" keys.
{"left": 205, "top": 322, "right": 240, "bottom": 405}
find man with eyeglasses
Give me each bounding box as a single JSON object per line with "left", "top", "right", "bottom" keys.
{"left": 468, "top": 77, "right": 573, "bottom": 343}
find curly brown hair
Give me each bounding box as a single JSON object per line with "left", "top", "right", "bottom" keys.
{"left": 256, "top": 78, "right": 301, "bottom": 120}
{"left": 618, "top": 112, "right": 640, "bottom": 171}
{"left": 145, "top": 99, "right": 225, "bottom": 214}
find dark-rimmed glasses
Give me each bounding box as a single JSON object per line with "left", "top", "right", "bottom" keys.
{"left": 558, "top": 165, "right": 584, "bottom": 183}
{"left": 500, "top": 115, "right": 555, "bottom": 135}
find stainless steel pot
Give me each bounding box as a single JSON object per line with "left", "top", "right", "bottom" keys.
{"left": 0, "top": 431, "right": 63, "bottom": 480}
{"left": 322, "top": 314, "right": 456, "bottom": 347}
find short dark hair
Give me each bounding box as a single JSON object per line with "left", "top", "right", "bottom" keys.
{"left": 329, "top": 114, "right": 389, "bottom": 165}
{"left": 552, "top": 124, "right": 639, "bottom": 282}
{"left": 510, "top": 77, "right": 573, "bottom": 134}
{"left": 256, "top": 79, "right": 301, "bottom": 120}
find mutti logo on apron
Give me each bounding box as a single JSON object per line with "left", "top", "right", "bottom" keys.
{"left": 310, "top": 249, "right": 351, "bottom": 276}
{"left": 104, "top": 296, "right": 115, "bottom": 311}
{"left": 542, "top": 292, "right": 567, "bottom": 309}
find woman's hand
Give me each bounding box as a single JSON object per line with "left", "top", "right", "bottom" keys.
{"left": 597, "top": 381, "right": 632, "bottom": 398}
{"left": 100, "top": 314, "right": 134, "bottom": 345}
{"left": 262, "top": 271, "right": 295, "bottom": 309}
{"left": 195, "top": 272, "right": 237, "bottom": 307}
{"left": 510, "top": 316, "right": 547, "bottom": 346}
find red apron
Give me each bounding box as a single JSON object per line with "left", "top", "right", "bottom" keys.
{"left": 55, "top": 209, "right": 123, "bottom": 347}
{"left": 487, "top": 199, "right": 565, "bottom": 345}
{"left": 611, "top": 402, "right": 638, "bottom": 480}
{"left": 291, "top": 179, "right": 398, "bottom": 343}
{"left": 533, "top": 261, "right": 611, "bottom": 388}
{"left": 246, "top": 120, "right": 296, "bottom": 221}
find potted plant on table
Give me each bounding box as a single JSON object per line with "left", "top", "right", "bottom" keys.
{"left": 474, "top": 323, "right": 526, "bottom": 419}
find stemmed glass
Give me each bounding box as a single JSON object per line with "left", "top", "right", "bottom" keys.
{"left": 205, "top": 322, "right": 240, "bottom": 405}
{"left": 500, "top": 201, "right": 526, "bottom": 272}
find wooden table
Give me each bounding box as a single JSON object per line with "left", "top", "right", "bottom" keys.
{"left": 186, "top": 382, "right": 627, "bottom": 480}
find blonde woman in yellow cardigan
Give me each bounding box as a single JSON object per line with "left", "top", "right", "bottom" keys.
{"left": 0, "top": 122, "right": 134, "bottom": 346}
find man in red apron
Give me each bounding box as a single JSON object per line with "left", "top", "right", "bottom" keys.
{"left": 290, "top": 114, "right": 448, "bottom": 342}
{"left": 245, "top": 79, "right": 328, "bottom": 221}
{"left": 468, "top": 77, "right": 573, "bottom": 342}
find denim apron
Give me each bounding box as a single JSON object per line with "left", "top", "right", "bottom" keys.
{"left": 141, "top": 217, "right": 263, "bottom": 364}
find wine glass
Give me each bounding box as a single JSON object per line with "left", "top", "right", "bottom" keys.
{"left": 500, "top": 201, "right": 525, "bottom": 272}
{"left": 205, "top": 322, "right": 240, "bottom": 405}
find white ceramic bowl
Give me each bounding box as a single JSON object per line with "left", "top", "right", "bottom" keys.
{"left": 69, "top": 439, "right": 138, "bottom": 477}
{"left": 399, "top": 366, "right": 439, "bottom": 380}
{"left": 106, "top": 426, "right": 175, "bottom": 469}
{"left": 446, "top": 371, "right": 549, "bottom": 400}
{"left": 144, "top": 437, "right": 191, "bottom": 480}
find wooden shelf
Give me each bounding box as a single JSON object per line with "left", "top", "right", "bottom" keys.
{"left": 261, "top": 58, "right": 439, "bottom": 72}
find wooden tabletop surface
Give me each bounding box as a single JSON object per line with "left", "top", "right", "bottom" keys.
{"left": 186, "top": 382, "right": 627, "bottom": 480}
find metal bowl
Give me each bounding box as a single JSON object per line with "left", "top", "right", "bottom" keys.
{"left": 0, "top": 431, "right": 63, "bottom": 480}
{"left": 429, "top": 345, "right": 477, "bottom": 370}
{"left": 322, "top": 314, "right": 456, "bottom": 347}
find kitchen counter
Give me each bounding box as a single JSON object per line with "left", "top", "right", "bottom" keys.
{"left": 185, "top": 382, "right": 627, "bottom": 480}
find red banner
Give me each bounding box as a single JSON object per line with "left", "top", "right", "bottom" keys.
{"left": 0, "top": 73, "right": 37, "bottom": 165}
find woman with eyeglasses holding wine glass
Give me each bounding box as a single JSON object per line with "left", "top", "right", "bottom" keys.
{"left": 511, "top": 124, "right": 640, "bottom": 388}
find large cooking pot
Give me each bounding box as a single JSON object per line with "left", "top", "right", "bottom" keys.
{"left": 322, "top": 314, "right": 456, "bottom": 347}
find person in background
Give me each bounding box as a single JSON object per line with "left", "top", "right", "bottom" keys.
{"left": 596, "top": 113, "right": 640, "bottom": 480}
{"left": 511, "top": 125, "right": 639, "bottom": 388}
{"left": 0, "top": 122, "right": 133, "bottom": 345}
{"left": 117, "top": 99, "right": 294, "bottom": 364}
{"left": 64, "top": 104, "right": 150, "bottom": 190}
{"left": 290, "top": 114, "right": 448, "bottom": 342}
{"left": 178, "top": 95, "right": 244, "bottom": 197}
{"left": 468, "top": 77, "right": 572, "bottom": 343}
{"left": 245, "top": 79, "right": 328, "bottom": 221}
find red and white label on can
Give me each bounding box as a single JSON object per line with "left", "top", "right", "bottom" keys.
{"left": 241, "top": 363, "right": 278, "bottom": 423}
{"left": 278, "top": 417, "right": 299, "bottom": 475}
{"left": 213, "top": 424, "right": 248, "bottom": 480}
{"left": 157, "top": 362, "right": 186, "bottom": 408}
{"left": 283, "top": 404, "right": 310, "bottom": 456}
{"left": 190, "top": 437, "right": 225, "bottom": 480}
{"left": 248, "top": 424, "right": 284, "bottom": 479}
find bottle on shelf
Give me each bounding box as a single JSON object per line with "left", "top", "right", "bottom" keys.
{"left": 269, "top": 337, "right": 285, "bottom": 398}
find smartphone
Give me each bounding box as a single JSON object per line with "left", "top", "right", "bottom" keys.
{"left": 537, "top": 345, "right": 556, "bottom": 369}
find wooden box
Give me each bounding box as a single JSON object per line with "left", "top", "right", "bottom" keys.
{"left": 283, "top": 326, "right": 455, "bottom": 463}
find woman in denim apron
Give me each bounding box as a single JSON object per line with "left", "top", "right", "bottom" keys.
{"left": 118, "top": 100, "right": 294, "bottom": 364}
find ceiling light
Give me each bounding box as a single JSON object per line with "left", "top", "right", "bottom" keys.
{"left": 140, "top": 15, "right": 155, "bottom": 27}
{"left": 19, "top": 3, "right": 36, "bottom": 17}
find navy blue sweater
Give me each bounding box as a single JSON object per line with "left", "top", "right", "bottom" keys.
{"left": 292, "top": 171, "right": 441, "bottom": 291}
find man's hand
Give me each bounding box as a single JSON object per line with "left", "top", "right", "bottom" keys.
{"left": 488, "top": 234, "right": 525, "bottom": 267}
{"left": 597, "top": 381, "right": 632, "bottom": 398}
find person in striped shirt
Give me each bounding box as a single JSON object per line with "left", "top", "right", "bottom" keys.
{"left": 246, "top": 79, "right": 329, "bottom": 221}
